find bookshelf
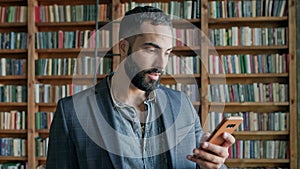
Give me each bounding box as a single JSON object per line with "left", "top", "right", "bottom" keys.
{"left": 0, "top": 0, "right": 297, "bottom": 168}
{"left": 201, "top": 0, "right": 297, "bottom": 169}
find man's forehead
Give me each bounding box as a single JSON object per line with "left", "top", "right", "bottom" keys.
{"left": 134, "top": 33, "right": 173, "bottom": 49}
{"left": 138, "top": 21, "right": 173, "bottom": 37}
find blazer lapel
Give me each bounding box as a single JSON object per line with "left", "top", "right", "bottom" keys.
{"left": 158, "top": 87, "right": 196, "bottom": 169}
{"left": 85, "top": 78, "right": 126, "bottom": 169}
{"left": 157, "top": 87, "right": 179, "bottom": 169}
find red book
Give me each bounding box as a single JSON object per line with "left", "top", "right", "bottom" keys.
{"left": 176, "top": 29, "right": 182, "bottom": 46}
{"left": 236, "top": 140, "right": 240, "bottom": 158}
{"left": 58, "top": 30, "right": 64, "bottom": 48}
{"left": 34, "top": 6, "right": 40, "bottom": 23}
{"left": 228, "top": 145, "right": 233, "bottom": 158}
{"left": 89, "top": 30, "right": 96, "bottom": 48}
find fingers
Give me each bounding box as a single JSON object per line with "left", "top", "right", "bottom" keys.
{"left": 187, "top": 143, "right": 226, "bottom": 169}
{"left": 200, "top": 132, "right": 210, "bottom": 143}
{"left": 187, "top": 138, "right": 231, "bottom": 169}
{"left": 186, "top": 154, "right": 223, "bottom": 169}
{"left": 198, "top": 143, "right": 227, "bottom": 161}
{"left": 221, "top": 132, "right": 235, "bottom": 147}
{"left": 200, "top": 142, "right": 229, "bottom": 159}
{"left": 187, "top": 132, "right": 235, "bottom": 168}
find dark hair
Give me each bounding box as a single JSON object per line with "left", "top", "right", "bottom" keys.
{"left": 119, "top": 6, "right": 172, "bottom": 40}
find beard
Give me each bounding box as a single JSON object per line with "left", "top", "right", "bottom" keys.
{"left": 124, "top": 54, "right": 163, "bottom": 93}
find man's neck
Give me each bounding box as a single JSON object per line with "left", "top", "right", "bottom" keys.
{"left": 111, "top": 69, "right": 146, "bottom": 109}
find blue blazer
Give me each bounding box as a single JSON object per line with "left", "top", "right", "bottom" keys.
{"left": 46, "top": 76, "right": 207, "bottom": 169}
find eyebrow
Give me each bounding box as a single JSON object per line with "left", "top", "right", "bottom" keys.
{"left": 142, "top": 42, "right": 173, "bottom": 51}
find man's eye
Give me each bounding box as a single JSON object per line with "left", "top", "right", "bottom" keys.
{"left": 146, "top": 48, "right": 156, "bottom": 53}
{"left": 165, "top": 52, "right": 171, "bottom": 56}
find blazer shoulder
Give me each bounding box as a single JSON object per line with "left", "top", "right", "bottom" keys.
{"left": 158, "top": 85, "right": 181, "bottom": 96}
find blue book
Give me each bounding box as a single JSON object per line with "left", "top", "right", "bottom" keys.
{"left": 10, "top": 32, "right": 15, "bottom": 50}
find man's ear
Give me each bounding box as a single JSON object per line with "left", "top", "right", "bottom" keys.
{"left": 119, "top": 39, "right": 129, "bottom": 61}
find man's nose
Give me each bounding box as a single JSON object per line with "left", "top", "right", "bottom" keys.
{"left": 154, "top": 52, "right": 168, "bottom": 69}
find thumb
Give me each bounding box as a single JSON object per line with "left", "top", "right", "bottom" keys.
{"left": 200, "top": 132, "right": 210, "bottom": 143}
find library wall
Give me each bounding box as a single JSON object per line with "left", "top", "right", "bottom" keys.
{"left": 0, "top": 0, "right": 297, "bottom": 168}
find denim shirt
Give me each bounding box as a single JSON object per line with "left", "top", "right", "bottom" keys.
{"left": 107, "top": 77, "right": 172, "bottom": 169}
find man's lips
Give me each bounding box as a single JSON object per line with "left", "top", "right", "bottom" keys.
{"left": 148, "top": 72, "right": 161, "bottom": 81}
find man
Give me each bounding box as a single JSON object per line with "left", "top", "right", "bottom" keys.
{"left": 46, "top": 6, "right": 235, "bottom": 169}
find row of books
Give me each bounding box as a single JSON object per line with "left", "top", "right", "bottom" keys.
{"left": 35, "top": 30, "right": 111, "bottom": 49}
{"left": 34, "top": 83, "right": 200, "bottom": 103}
{"left": 35, "top": 112, "right": 54, "bottom": 130}
{"left": 173, "top": 28, "right": 201, "bottom": 47}
{"left": 35, "top": 28, "right": 200, "bottom": 49}
{"left": 35, "top": 137, "right": 48, "bottom": 157}
{"left": 208, "top": 0, "right": 287, "bottom": 18}
{"left": 206, "top": 111, "right": 289, "bottom": 132}
{"left": 208, "top": 83, "right": 288, "bottom": 102}
{"left": 228, "top": 140, "right": 288, "bottom": 159}
{"left": 35, "top": 57, "right": 112, "bottom": 76}
{"left": 0, "top": 85, "right": 27, "bottom": 102}
{"left": 35, "top": 4, "right": 111, "bottom": 23}
{"left": 0, "top": 138, "right": 26, "bottom": 157}
{"left": 165, "top": 55, "right": 200, "bottom": 75}
{"left": 0, "top": 58, "right": 26, "bottom": 76}
{"left": 0, "top": 6, "right": 27, "bottom": 23}
{"left": 0, "top": 110, "right": 26, "bottom": 130}
{"left": 209, "top": 27, "right": 287, "bottom": 46}
{"left": 119, "top": 1, "right": 200, "bottom": 19}
{"left": 0, "top": 163, "right": 26, "bottom": 169}
{"left": 0, "top": 32, "right": 27, "bottom": 50}
{"left": 208, "top": 53, "right": 288, "bottom": 74}
{"left": 164, "top": 83, "right": 199, "bottom": 102}
{"left": 34, "top": 84, "right": 90, "bottom": 103}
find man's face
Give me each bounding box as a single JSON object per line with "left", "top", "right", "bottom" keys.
{"left": 124, "top": 22, "right": 173, "bottom": 92}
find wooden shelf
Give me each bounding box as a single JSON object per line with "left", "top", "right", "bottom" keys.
{"left": 0, "top": 22, "right": 27, "bottom": 28}
{"left": 225, "top": 159, "right": 289, "bottom": 168}
{"left": 36, "top": 157, "right": 46, "bottom": 164}
{"left": 0, "top": 102, "right": 27, "bottom": 111}
{"left": 209, "top": 102, "right": 289, "bottom": 112}
{"left": 161, "top": 74, "right": 200, "bottom": 84}
{"left": 36, "top": 47, "right": 199, "bottom": 57}
{"left": 0, "top": 75, "right": 27, "bottom": 84}
{"left": 0, "top": 156, "right": 28, "bottom": 162}
{"left": 37, "top": 0, "right": 110, "bottom": 5}
{"left": 36, "top": 48, "right": 111, "bottom": 58}
{"left": 35, "top": 74, "right": 201, "bottom": 85}
{"left": 209, "top": 17, "right": 288, "bottom": 28}
{"left": 0, "top": 130, "right": 27, "bottom": 134}
{"left": 37, "top": 103, "right": 57, "bottom": 112}
{"left": 172, "top": 19, "right": 201, "bottom": 28}
{"left": 36, "top": 21, "right": 110, "bottom": 31}
{"left": 36, "top": 75, "right": 106, "bottom": 85}
{"left": 0, "top": 0, "right": 26, "bottom": 5}
{"left": 233, "top": 131, "right": 289, "bottom": 140}
{"left": 0, "top": 130, "right": 27, "bottom": 138}
{"left": 0, "top": 49, "right": 27, "bottom": 56}
{"left": 172, "top": 46, "right": 200, "bottom": 55}
{"left": 36, "top": 129, "right": 50, "bottom": 138}
{"left": 210, "top": 45, "right": 288, "bottom": 55}
{"left": 36, "top": 129, "right": 49, "bottom": 134}
{"left": 209, "top": 73, "right": 289, "bottom": 84}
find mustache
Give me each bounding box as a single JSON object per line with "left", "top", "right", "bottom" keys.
{"left": 144, "top": 68, "right": 163, "bottom": 74}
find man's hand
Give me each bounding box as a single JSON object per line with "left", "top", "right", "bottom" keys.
{"left": 186, "top": 132, "right": 235, "bottom": 169}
